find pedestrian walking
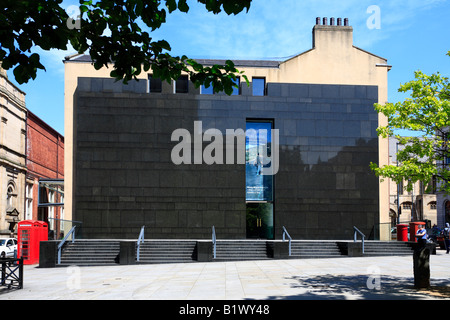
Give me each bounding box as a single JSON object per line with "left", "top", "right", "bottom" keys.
{"left": 443, "top": 223, "right": 450, "bottom": 254}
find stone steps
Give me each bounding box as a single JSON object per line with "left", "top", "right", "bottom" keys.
{"left": 136, "top": 241, "right": 197, "bottom": 264}
{"left": 362, "top": 241, "right": 414, "bottom": 256}
{"left": 289, "top": 241, "right": 343, "bottom": 259}
{"left": 213, "top": 240, "right": 270, "bottom": 261}
{"left": 59, "top": 240, "right": 120, "bottom": 266}
{"left": 57, "top": 239, "right": 418, "bottom": 266}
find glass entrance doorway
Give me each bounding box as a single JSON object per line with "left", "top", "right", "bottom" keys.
{"left": 246, "top": 203, "right": 274, "bottom": 239}
{"left": 245, "top": 120, "right": 274, "bottom": 239}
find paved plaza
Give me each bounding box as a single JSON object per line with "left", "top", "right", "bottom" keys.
{"left": 2, "top": 250, "right": 449, "bottom": 301}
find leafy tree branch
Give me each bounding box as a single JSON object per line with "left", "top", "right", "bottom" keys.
{"left": 371, "top": 51, "right": 450, "bottom": 194}
{"left": 0, "top": 0, "right": 250, "bottom": 94}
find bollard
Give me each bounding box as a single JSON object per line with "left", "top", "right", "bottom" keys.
{"left": 413, "top": 243, "right": 431, "bottom": 289}
{"left": 196, "top": 241, "right": 213, "bottom": 262}
{"left": 119, "top": 241, "right": 136, "bottom": 265}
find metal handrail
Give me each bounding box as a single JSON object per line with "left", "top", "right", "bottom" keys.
{"left": 57, "top": 225, "right": 77, "bottom": 264}
{"left": 282, "top": 226, "right": 292, "bottom": 256}
{"left": 137, "top": 226, "right": 145, "bottom": 262}
{"left": 353, "top": 226, "right": 365, "bottom": 254}
{"left": 212, "top": 226, "right": 216, "bottom": 259}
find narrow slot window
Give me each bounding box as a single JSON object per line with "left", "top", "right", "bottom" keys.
{"left": 231, "top": 77, "right": 240, "bottom": 96}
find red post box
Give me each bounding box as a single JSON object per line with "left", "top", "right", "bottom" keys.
{"left": 17, "top": 220, "right": 48, "bottom": 265}
{"left": 397, "top": 224, "right": 409, "bottom": 242}
{"left": 409, "top": 222, "right": 426, "bottom": 243}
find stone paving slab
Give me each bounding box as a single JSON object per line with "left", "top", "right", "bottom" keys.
{"left": 1, "top": 251, "right": 449, "bottom": 301}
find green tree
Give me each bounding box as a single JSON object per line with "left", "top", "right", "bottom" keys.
{"left": 371, "top": 51, "right": 450, "bottom": 194}
{"left": 0, "top": 0, "right": 250, "bottom": 94}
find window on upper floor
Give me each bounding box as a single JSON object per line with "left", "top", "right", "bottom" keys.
{"left": 201, "top": 84, "right": 214, "bottom": 95}
{"left": 25, "top": 183, "right": 33, "bottom": 220}
{"left": 398, "top": 180, "right": 404, "bottom": 195}
{"left": 6, "top": 185, "right": 14, "bottom": 207}
{"left": 444, "top": 132, "right": 450, "bottom": 165}
{"left": 425, "top": 176, "right": 437, "bottom": 194}
{"left": 200, "top": 76, "right": 240, "bottom": 95}
{"left": 231, "top": 77, "right": 240, "bottom": 96}
{"left": 175, "top": 75, "right": 189, "bottom": 93}
{"left": 252, "top": 77, "right": 266, "bottom": 96}
{"left": 402, "top": 202, "right": 412, "bottom": 210}
{"left": 148, "top": 74, "right": 162, "bottom": 93}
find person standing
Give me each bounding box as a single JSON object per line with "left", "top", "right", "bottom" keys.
{"left": 431, "top": 224, "right": 441, "bottom": 242}
{"left": 443, "top": 223, "right": 450, "bottom": 254}
{"left": 415, "top": 224, "right": 427, "bottom": 248}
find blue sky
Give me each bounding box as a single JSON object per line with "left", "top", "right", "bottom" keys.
{"left": 6, "top": 0, "right": 450, "bottom": 136}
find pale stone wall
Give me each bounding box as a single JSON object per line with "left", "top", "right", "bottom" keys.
{"left": 0, "top": 67, "right": 27, "bottom": 236}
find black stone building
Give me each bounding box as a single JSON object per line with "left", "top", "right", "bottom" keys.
{"left": 65, "top": 21, "right": 391, "bottom": 240}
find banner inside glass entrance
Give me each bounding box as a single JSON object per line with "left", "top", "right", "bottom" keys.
{"left": 245, "top": 120, "right": 274, "bottom": 239}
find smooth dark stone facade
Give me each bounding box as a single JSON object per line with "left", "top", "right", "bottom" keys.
{"left": 73, "top": 77, "right": 379, "bottom": 240}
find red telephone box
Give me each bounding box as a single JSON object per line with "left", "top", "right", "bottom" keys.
{"left": 17, "top": 220, "right": 48, "bottom": 265}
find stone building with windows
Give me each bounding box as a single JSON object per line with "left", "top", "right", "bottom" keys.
{"left": 0, "top": 64, "right": 27, "bottom": 237}
{"left": 25, "top": 111, "right": 64, "bottom": 238}
{"left": 436, "top": 128, "right": 450, "bottom": 228}
{"left": 0, "top": 64, "right": 65, "bottom": 239}
{"left": 388, "top": 138, "right": 437, "bottom": 228}
{"left": 64, "top": 19, "right": 391, "bottom": 240}
{"left": 437, "top": 194, "right": 450, "bottom": 228}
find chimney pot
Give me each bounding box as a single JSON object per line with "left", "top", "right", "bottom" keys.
{"left": 323, "top": 17, "right": 327, "bottom": 25}
{"left": 316, "top": 17, "right": 321, "bottom": 25}
{"left": 344, "top": 18, "right": 349, "bottom": 26}
{"left": 337, "top": 18, "right": 342, "bottom": 26}
{"left": 330, "top": 17, "right": 335, "bottom": 26}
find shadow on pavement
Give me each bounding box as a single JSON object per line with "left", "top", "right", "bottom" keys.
{"left": 264, "top": 274, "right": 450, "bottom": 300}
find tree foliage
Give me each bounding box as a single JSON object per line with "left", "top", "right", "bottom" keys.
{"left": 0, "top": 0, "right": 251, "bottom": 94}
{"left": 371, "top": 51, "right": 450, "bottom": 194}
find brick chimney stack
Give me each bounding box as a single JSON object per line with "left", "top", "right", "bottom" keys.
{"left": 312, "top": 17, "right": 353, "bottom": 50}
{"left": 315, "top": 16, "right": 350, "bottom": 26}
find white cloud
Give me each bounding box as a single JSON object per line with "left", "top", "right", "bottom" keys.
{"left": 35, "top": 46, "right": 75, "bottom": 77}
{"left": 26, "top": 0, "right": 450, "bottom": 74}
{"left": 155, "top": 0, "right": 447, "bottom": 61}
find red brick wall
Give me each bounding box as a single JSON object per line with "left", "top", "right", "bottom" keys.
{"left": 26, "top": 111, "right": 64, "bottom": 222}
